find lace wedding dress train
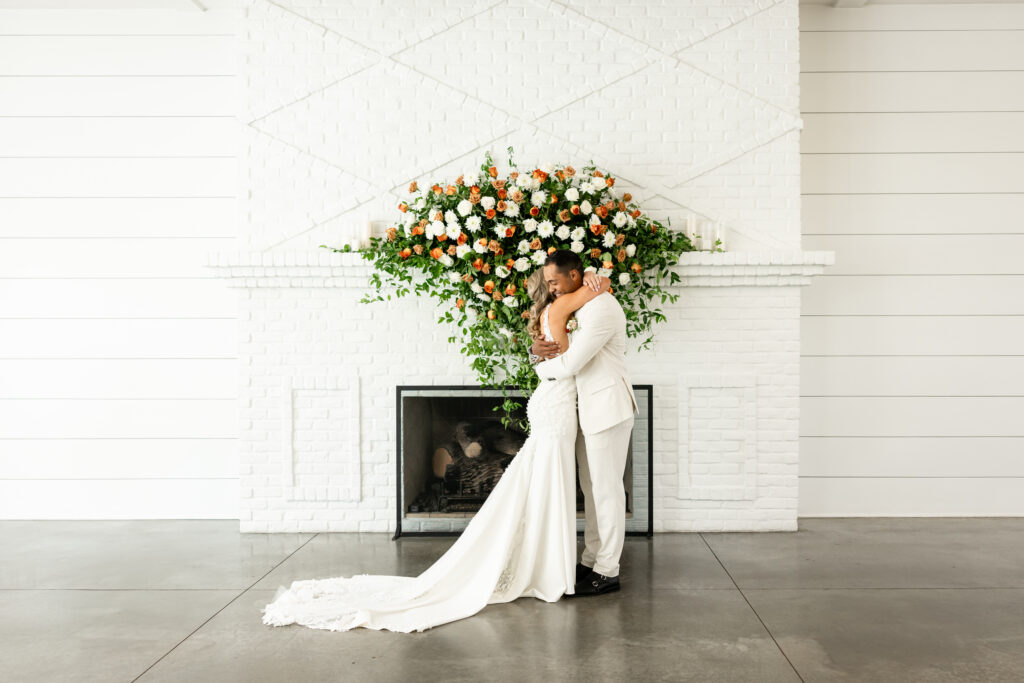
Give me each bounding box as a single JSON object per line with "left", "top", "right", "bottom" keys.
{"left": 261, "top": 308, "right": 579, "bottom": 633}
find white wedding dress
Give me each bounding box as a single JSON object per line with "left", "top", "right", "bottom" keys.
{"left": 260, "top": 305, "right": 579, "bottom": 633}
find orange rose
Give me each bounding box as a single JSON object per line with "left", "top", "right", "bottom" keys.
{"left": 615, "top": 233, "right": 625, "bottom": 246}
{"left": 520, "top": 310, "right": 531, "bottom": 319}
{"left": 482, "top": 262, "right": 491, "bottom": 274}
{"left": 488, "top": 166, "right": 498, "bottom": 178}
{"left": 433, "top": 211, "right": 443, "bottom": 222}
{"left": 605, "top": 177, "right": 615, "bottom": 187}
{"left": 494, "top": 247, "right": 504, "bottom": 256}
{"left": 413, "top": 245, "right": 423, "bottom": 255}
{"left": 505, "top": 225, "right": 516, "bottom": 238}
{"left": 456, "top": 298, "right": 465, "bottom": 309}
{"left": 590, "top": 248, "right": 602, "bottom": 259}
{"left": 550, "top": 194, "right": 558, "bottom": 204}
{"left": 557, "top": 209, "right": 570, "bottom": 222}
{"left": 385, "top": 227, "right": 397, "bottom": 241}
{"left": 565, "top": 165, "right": 576, "bottom": 177}
{"left": 445, "top": 184, "right": 456, "bottom": 195}
{"left": 470, "top": 185, "right": 480, "bottom": 193}
{"left": 497, "top": 189, "right": 507, "bottom": 200}
{"left": 595, "top": 206, "right": 608, "bottom": 219}
{"left": 623, "top": 192, "right": 632, "bottom": 202}
{"left": 457, "top": 232, "right": 467, "bottom": 244}
{"left": 492, "top": 291, "right": 503, "bottom": 301}
{"left": 455, "top": 175, "right": 464, "bottom": 186}
{"left": 570, "top": 204, "right": 580, "bottom": 215}
{"left": 488, "top": 240, "right": 501, "bottom": 252}
{"left": 602, "top": 260, "right": 613, "bottom": 270}
{"left": 472, "top": 258, "right": 484, "bottom": 271}
{"left": 547, "top": 246, "right": 557, "bottom": 255}
{"left": 486, "top": 209, "right": 496, "bottom": 220}
{"left": 497, "top": 200, "right": 507, "bottom": 212}
{"left": 432, "top": 184, "right": 442, "bottom": 194}
{"left": 408, "top": 181, "right": 418, "bottom": 193}
{"left": 529, "top": 206, "right": 540, "bottom": 217}
{"left": 631, "top": 262, "right": 643, "bottom": 273}
{"left": 462, "top": 273, "right": 474, "bottom": 283}
{"left": 509, "top": 171, "right": 519, "bottom": 180}
{"left": 447, "top": 245, "right": 457, "bottom": 256}
{"left": 506, "top": 258, "right": 515, "bottom": 269}
{"left": 593, "top": 170, "right": 604, "bottom": 178}
{"left": 437, "top": 233, "right": 447, "bottom": 242}
{"left": 398, "top": 202, "right": 408, "bottom": 213}
{"left": 530, "top": 238, "right": 542, "bottom": 250}
{"left": 616, "top": 248, "right": 626, "bottom": 263}
{"left": 505, "top": 283, "right": 517, "bottom": 296}
{"left": 430, "top": 247, "right": 443, "bottom": 259}
{"left": 411, "top": 226, "right": 424, "bottom": 236}
{"left": 630, "top": 209, "right": 641, "bottom": 218}
{"left": 487, "top": 310, "right": 496, "bottom": 320}
{"left": 399, "top": 248, "right": 412, "bottom": 260}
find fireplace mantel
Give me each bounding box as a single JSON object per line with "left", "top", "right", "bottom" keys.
{"left": 204, "top": 250, "right": 835, "bottom": 288}
{"left": 206, "top": 248, "right": 835, "bottom": 533}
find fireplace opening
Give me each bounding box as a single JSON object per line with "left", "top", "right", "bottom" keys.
{"left": 395, "top": 386, "right": 652, "bottom": 537}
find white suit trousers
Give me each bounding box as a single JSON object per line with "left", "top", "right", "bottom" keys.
{"left": 575, "top": 416, "right": 634, "bottom": 578}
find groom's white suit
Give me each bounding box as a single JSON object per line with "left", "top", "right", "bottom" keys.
{"left": 535, "top": 291, "right": 638, "bottom": 578}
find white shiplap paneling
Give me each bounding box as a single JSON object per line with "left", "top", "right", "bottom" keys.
{"left": 799, "top": 2, "right": 1024, "bottom": 516}
{"left": 0, "top": 7, "right": 242, "bottom": 519}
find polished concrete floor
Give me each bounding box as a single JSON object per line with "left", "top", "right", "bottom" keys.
{"left": 1, "top": 518, "right": 1023, "bottom": 683}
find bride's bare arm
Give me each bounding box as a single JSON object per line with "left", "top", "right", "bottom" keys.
{"left": 546, "top": 276, "right": 611, "bottom": 350}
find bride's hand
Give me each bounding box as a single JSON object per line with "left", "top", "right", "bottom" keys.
{"left": 582, "top": 270, "right": 602, "bottom": 292}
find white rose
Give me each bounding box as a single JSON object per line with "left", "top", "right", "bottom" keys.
{"left": 477, "top": 293, "right": 491, "bottom": 303}
{"left": 613, "top": 211, "right": 628, "bottom": 228}
{"left": 598, "top": 267, "right": 612, "bottom": 278}
{"left": 517, "top": 240, "right": 530, "bottom": 254}
{"left": 470, "top": 281, "right": 483, "bottom": 293}
{"left": 430, "top": 220, "right": 445, "bottom": 238}
{"left": 570, "top": 226, "right": 585, "bottom": 241}
{"left": 603, "top": 231, "right": 616, "bottom": 248}
{"left": 555, "top": 224, "right": 570, "bottom": 240}
{"left": 439, "top": 254, "right": 454, "bottom": 267}
{"left": 447, "top": 272, "right": 461, "bottom": 283}
{"left": 625, "top": 244, "right": 636, "bottom": 257}
{"left": 537, "top": 221, "right": 554, "bottom": 238}
{"left": 456, "top": 244, "right": 472, "bottom": 258}
{"left": 523, "top": 218, "right": 538, "bottom": 233}
{"left": 503, "top": 296, "right": 519, "bottom": 308}
{"left": 514, "top": 257, "right": 530, "bottom": 272}
{"left": 580, "top": 200, "right": 592, "bottom": 215}
{"left": 589, "top": 213, "right": 601, "bottom": 225}
{"left": 466, "top": 308, "right": 478, "bottom": 321}
{"left": 457, "top": 199, "right": 473, "bottom": 217}
{"left": 473, "top": 240, "right": 488, "bottom": 254}
{"left": 570, "top": 240, "right": 584, "bottom": 253}
{"left": 565, "top": 187, "right": 579, "bottom": 202}
{"left": 531, "top": 190, "right": 548, "bottom": 207}
{"left": 495, "top": 265, "right": 510, "bottom": 279}
{"left": 481, "top": 196, "right": 495, "bottom": 211}
{"left": 445, "top": 210, "right": 459, "bottom": 224}
{"left": 465, "top": 216, "right": 482, "bottom": 233}
{"left": 619, "top": 272, "right": 630, "bottom": 285}
{"left": 539, "top": 161, "right": 555, "bottom": 173}
{"left": 532, "top": 250, "right": 547, "bottom": 265}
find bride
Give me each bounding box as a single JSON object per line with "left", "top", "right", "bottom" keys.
{"left": 260, "top": 267, "right": 611, "bottom": 633}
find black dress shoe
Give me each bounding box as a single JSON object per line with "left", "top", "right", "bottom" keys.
{"left": 575, "top": 562, "right": 593, "bottom": 583}
{"left": 573, "top": 571, "right": 620, "bottom": 596}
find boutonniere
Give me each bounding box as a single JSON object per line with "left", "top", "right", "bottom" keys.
{"left": 566, "top": 316, "right": 578, "bottom": 333}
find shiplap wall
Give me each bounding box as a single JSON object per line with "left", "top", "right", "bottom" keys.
{"left": 798, "top": 2, "right": 1024, "bottom": 516}
{"left": 0, "top": 8, "right": 241, "bottom": 518}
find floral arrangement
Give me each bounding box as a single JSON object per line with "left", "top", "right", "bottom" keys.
{"left": 322, "top": 147, "right": 698, "bottom": 428}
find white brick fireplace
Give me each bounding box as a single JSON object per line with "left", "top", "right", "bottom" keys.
{"left": 206, "top": 249, "right": 834, "bottom": 533}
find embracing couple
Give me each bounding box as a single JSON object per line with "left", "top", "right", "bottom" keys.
{"left": 262, "top": 249, "right": 638, "bottom": 633}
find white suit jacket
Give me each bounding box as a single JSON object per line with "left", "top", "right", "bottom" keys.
{"left": 535, "top": 292, "right": 638, "bottom": 434}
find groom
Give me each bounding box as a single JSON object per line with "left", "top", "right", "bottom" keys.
{"left": 529, "top": 250, "right": 639, "bottom": 596}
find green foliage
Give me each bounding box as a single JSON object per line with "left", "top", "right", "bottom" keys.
{"left": 321, "top": 147, "right": 697, "bottom": 429}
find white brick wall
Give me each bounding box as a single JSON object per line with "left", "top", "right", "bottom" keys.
{"left": 220, "top": 0, "right": 833, "bottom": 531}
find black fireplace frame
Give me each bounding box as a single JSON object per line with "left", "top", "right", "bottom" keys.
{"left": 393, "top": 384, "right": 654, "bottom": 539}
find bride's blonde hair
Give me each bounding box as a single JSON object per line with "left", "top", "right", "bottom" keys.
{"left": 526, "top": 268, "right": 554, "bottom": 341}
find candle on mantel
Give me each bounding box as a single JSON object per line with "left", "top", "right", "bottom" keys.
{"left": 713, "top": 221, "right": 725, "bottom": 251}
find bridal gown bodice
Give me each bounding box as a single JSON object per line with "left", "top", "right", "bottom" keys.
{"left": 261, "top": 305, "right": 579, "bottom": 633}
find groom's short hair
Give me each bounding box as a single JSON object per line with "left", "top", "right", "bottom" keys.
{"left": 545, "top": 249, "right": 583, "bottom": 278}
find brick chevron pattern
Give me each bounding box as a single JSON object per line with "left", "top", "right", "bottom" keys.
{"left": 240, "top": 0, "right": 803, "bottom": 253}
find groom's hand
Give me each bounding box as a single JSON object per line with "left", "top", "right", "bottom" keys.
{"left": 530, "top": 339, "right": 561, "bottom": 361}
